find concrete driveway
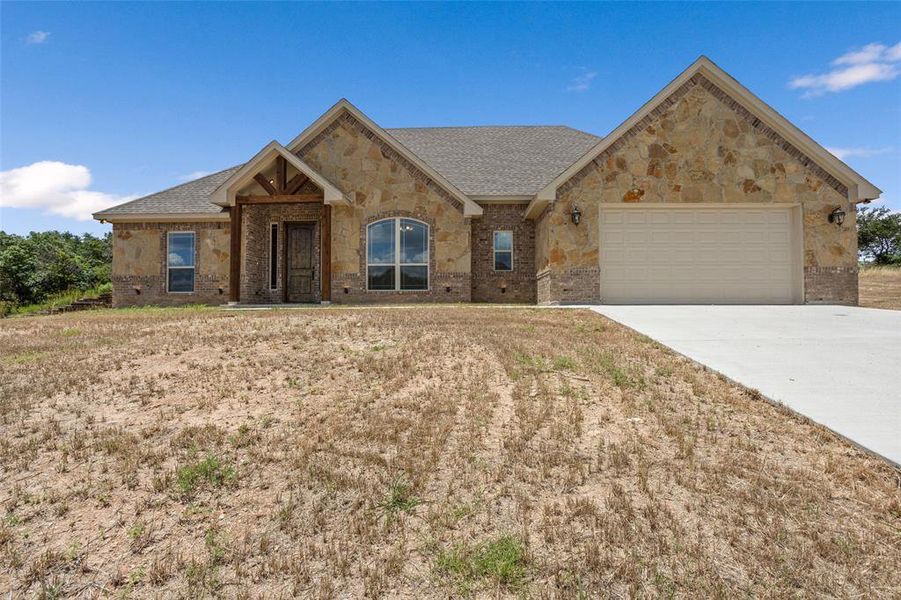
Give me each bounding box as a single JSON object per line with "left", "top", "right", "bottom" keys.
{"left": 591, "top": 305, "right": 901, "bottom": 465}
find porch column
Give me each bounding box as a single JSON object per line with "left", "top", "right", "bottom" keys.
{"left": 229, "top": 203, "right": 242, "bottom": 303}
{"left": 321, "top": 204, "right": 331, "bottom": 301}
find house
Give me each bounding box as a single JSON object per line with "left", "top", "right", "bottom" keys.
{"left": 93, "top": 57, "right": 881, "bottom": 307}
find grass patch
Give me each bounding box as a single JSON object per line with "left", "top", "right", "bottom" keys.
{"left": 5, "top": 350, "right": 48, "bottom": 364}
{"left": 375, "top": 477, "right": 422, "bottom": 516}
{"left": 175, "top": 456, "right": 235, "bottom": 497}
{"left": 436, "top": 535, "right": 528, "bottom": 590}
{"left": 593, "top": 352, "right": 632, "bottom": 388}
{"left": 553, "top": 355, "right": 576, "bottom": 370}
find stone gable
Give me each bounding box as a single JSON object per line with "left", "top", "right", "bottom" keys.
{"left": 296, "top": 112, "right": 472, "bottom": 302}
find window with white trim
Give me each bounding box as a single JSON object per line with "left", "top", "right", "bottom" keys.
{"left": 367, "top": 218, "right": 428, "bottom": 291}
{"left": 493, "top": 231, "right": 513, "bottom": 271}
{"left": 167, "top": 231, "right": 195, "bottom": 293}
{"left": 269, "top": 223, "right": 278, "bottom": 290}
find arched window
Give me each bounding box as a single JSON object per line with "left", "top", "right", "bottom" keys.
{"left": 367, "top": 218, "right": 429, "bottom": 291}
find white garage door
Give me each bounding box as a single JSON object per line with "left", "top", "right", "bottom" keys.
{"left": 599, "top": 205, "right": 800, "bottom": 304}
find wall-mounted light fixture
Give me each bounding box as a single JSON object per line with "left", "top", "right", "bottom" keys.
{"left": 828, "top": 207, "right": 846, "bottom": 226}
{"left": 571, "top": 205, "right": 582, "bottom": 225}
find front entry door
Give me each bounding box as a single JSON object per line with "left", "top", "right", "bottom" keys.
{"left": 285, "top": 223, "right": 315, "bottom": 303}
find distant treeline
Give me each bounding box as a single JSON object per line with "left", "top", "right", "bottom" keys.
{"left": 0, "top": 231, "right": 112, "bottom": 308}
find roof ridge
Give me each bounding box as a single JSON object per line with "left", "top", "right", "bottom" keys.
{"left": 386, "top": 124, "right": 594, "bottom": 131}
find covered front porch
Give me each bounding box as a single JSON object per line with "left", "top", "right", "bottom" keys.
{"left": 210, "top": 141, "right": 349, "bottom": 305}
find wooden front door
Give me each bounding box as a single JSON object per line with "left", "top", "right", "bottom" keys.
{"left": 284, "top": 223, "right": 316, "bottom": 302}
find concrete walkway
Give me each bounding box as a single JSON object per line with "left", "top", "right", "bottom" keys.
{"left": 591, "top": 305, "right": 901, "bottom": 465}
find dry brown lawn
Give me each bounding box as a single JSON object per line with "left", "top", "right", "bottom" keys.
{"left": 1, "top": 306, "right": 899, "bottom": 598}
{"left": 860, "top": 266, "right": 901, "bottom": 310}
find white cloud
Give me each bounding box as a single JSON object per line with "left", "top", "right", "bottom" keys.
{"left": 178, "top": 170, "right": 212, "bottom": 182}
{"left": 566, "top": 70, "right": 597, "bottom": 93}
{"left": 26, "top": 31, "right": 50, "bottom": 45}
{"left": 790, "top": 42, "right": 901, "bottom": 97}
{"left": 825, "top": 146, "right": 893, "bottom": 160}
{"left": 0, "top": 161, "right": 136, "bottom": 221}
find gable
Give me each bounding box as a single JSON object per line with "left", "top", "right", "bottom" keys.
{"left": 288, "top": 100, "right": 482, "bottom": 217}
{"left": 559, "top": 73, "right": 848, "bottom": 201}
{"left": 208, "top": 141, "right": 348, "bottom": 207}
{"left": 527, "top": 57, "right": 882, "bottom": 218}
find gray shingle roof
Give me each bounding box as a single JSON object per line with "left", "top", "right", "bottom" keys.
{"left": 94, "top": 166, "right": 240, "bottom": 216}
{"left": 387, "top": 126, "right": 601, "bottom": 196}
{"left": 95, "top": 125, "right": 602, "bottom": 217}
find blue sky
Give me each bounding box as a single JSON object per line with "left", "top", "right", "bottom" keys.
{"left": 2, "top": 1, "right": 899, "bottom": 236}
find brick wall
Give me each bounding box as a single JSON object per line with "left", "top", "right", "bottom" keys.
{"left": 240, "top": 203, "right": 323, "bottom": 303}
{"left": 536, "top": 267, "right": 600, "bottom": 305}
{"left": 804, "top": 266, "right": 858, "bottom": 305}
{"left": 470, "top": 204, "right": 536, "bottom": 303}
{"left": 111, "top": 222, "right": 230, "bottom": 307}
{"left": 332, "top": 272, "right": 471, "bottom": 304}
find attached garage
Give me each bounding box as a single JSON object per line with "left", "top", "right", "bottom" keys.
{"left": 599, "top": 204, "right": 802, "bottom": 304}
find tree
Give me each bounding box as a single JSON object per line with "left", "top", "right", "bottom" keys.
{"left": 0, "top": 230, "right": 113, "bottom": 307}
{"left": 857, "top": 206, "right": 901, "bottom": 265}
{"left": 0, "top": 240, "right": 38, "bottom": 304}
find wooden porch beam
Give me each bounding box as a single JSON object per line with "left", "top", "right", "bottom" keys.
{"left": 321, "top": 204, "right": 331, "bottom": 302}
{"left": 253, "top": 173, "right": 278, "bottom": 196}
{"left": 228, "top": 204, "right": 242, "bottom": 303}
{"left": 275, "top": 156, "right": 287, "bottom": 193}
{"left": 236, "top": 194, "right": 324, "bottom": 204}
{"left": 284, "top": 173, "right": 309, "bottom": 195}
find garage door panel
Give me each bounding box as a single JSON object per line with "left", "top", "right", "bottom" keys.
{"left": 599, "top": 206, "right": 798, "bottom": 304}
{"left": 626, "top": 212, "right": 649, "bottom": 224}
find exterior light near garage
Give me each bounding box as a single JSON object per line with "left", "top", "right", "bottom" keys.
{"left": 828, "top": 207, "right": 846, "bottom": 226}
{"left": 571, "top": 205, "right": 582, "bottom": 225}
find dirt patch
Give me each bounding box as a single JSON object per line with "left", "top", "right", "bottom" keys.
{"left": 1, "top": 306, "right": 899, "bottom": 597}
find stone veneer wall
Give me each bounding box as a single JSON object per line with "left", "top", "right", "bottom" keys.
{"left": 470, "top": 204, "right": 536, "bottom": 303}
{"left": 535, "top": 73, "right": 858, "bottom": 305}
{"left": 297, "top": 111, "right": 472, "bottom": 304}
{"left": 239, "top": 203, "right": 323, "bottom": 303}
{"left": 111, "top": 222, "right": 230, "bottom": 307}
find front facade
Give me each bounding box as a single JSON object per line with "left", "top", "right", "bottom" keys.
{"left": 96, "top": 57, "right": 880, "bottom": 308}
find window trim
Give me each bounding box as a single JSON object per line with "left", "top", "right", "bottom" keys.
{"left": 166, "top": 231, "right": 196, "bottom": 294}
{"left": 366, "top": 217, "right": 430, "bottom": 291}
{"left": 493, "top": 230, "right": 513, "bottom": 272}
{"left": 269, "top": 222, "right": 279, "bottom": 290}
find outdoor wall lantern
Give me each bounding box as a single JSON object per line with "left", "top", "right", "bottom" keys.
{"left": 571, "top": 205, "right": 582, "bottom": 225}
{"left": 828, "top": 207, "right": 846, "bottom": 226}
